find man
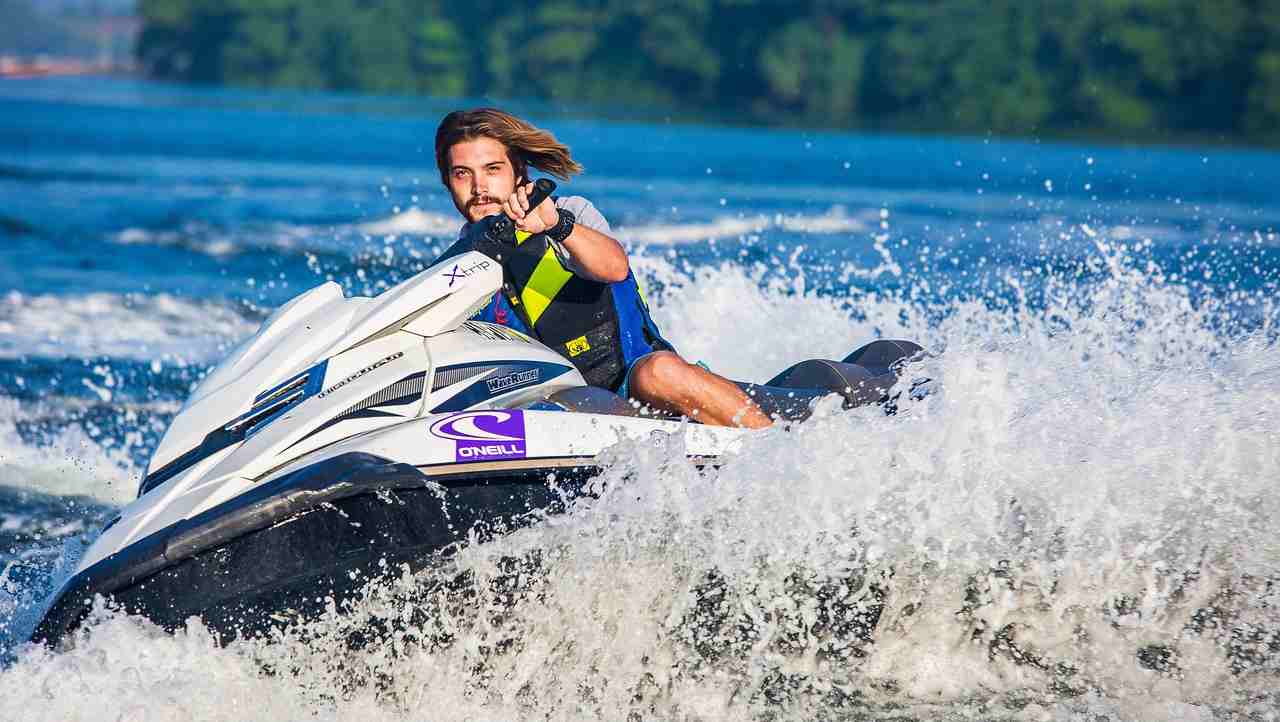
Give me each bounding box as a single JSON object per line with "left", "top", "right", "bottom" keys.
{"left": 432, "top": 108, "right": 771, "bottom": 428}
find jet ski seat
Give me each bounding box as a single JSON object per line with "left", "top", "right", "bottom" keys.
{"left": 533, "top": 339, "right": 924, "bottom": 423}
{"left": 740, "top": 339, "right": 924, "bottom": 421}
{"left": 766, "top": 339, "right": 923, "bottom": 402}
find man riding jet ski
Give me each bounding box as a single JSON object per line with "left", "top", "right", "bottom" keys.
{"left": 29, "top": 116, "right": 924, "bottom": 649}
{"left": 431, "top": 108, "right": 773, "bottom": 428}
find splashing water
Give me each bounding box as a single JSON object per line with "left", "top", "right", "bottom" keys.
{"left": 3, "top": 236, "right": 1277, "bottom": 722}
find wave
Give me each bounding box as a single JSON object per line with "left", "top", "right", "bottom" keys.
{"left": 617, "top": 207, "right": 876, "bottom": 245}
{"left": 108, "top": 207, "right": 462, "bottom": 261}
{"left": 357, "top": 207, "right": 461, "bottom": 237}
{"left": 2, "top": 246, "right": 1277, "bottom": 719}
{"left": 112, "top": 226, "right": 241, "bottom": 257}
{"left": 0, "top": 398, "right": 137, "bottom": 506}
{"left": 111, "top": 222, "right": 343, "bottom": 259}
{"left": 0, "top": 389, "right": 173, "bottom": 648}
{"left": 0, "top": 163, "right": 132, "bottom": 185}
{"left": 0, "top": 291, "right": 259, "bottom": 362}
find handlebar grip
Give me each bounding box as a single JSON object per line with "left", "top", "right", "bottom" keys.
{"left": 524, "top": 178, "right": 556, "bottom": 210}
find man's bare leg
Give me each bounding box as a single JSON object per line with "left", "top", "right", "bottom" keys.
{"left": 626, "top": 351, "right": 772, "bottom": 428}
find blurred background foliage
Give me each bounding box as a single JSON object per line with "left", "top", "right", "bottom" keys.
{"left": 134, "top": 0, "right": 1280, "bottom": 142}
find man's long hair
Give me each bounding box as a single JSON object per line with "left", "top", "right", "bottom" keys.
{"left": 435, "top": 108, "right": 582, "bottom": 184}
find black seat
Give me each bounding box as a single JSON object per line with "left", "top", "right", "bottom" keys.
{"left": 538, "top": 339, "right": 925, "bottom": 424}
{"left": 741, "top": 339, "right": 925, "bottom": 420}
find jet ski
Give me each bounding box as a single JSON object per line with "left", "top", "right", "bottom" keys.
{"left": 31, "top": 181, "right": 923, "bottom": 648}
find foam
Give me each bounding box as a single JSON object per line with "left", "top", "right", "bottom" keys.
{"left": 0, "top": 397, "right": 138, "bottom": 505}
{"left": 0, "top": 291, "right": 258, "bottom": 362}
{"left": 357, "top": 207, "right": 460, "bottom": 237}
{"left": 634, "top": 256, "right": 911, "bottom": 379}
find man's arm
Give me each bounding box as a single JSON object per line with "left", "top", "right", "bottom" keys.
{"left": 553, "top": 221, "right": 629, "bottom": 283}
{"left": 504, "top": 183, "right": 629, "bottom": 284}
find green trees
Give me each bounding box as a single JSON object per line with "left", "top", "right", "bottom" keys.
{"left": 758, "top": 15, "right": 865, "bottom": 120}
{"left": 135, "top": 0, "right": 1280, "bottom": 142}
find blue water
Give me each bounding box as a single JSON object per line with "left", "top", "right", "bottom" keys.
{"left": 1, "top": 77, "right": 1278, "bottom": 721}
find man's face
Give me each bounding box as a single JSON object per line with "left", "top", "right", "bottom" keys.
{"left": 445, "top": 136, "right": 518, "bottom": 223}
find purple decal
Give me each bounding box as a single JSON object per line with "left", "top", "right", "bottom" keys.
{"left": 429, "top": 410, "right": 527, "bottom": 462}
{"left": 444, "top": 263, "right": 465, "bottom": 286}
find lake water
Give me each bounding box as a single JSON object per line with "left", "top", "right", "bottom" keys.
{"left": 1, "top": 77, "right": 1278, "bottom": 721}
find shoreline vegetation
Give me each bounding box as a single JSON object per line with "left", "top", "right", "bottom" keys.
{"left": 135, "top": 0, "right": 1280, "bottom": 147}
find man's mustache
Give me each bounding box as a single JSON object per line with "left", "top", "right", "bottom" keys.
{"left": 466, "top": 196, "right": 499, "bottom": 209}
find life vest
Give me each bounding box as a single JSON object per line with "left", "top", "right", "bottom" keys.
{"left": 485, "top": 229, "right": 672, "bottom": 391}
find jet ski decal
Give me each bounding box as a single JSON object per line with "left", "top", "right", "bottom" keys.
{"left": 485, "top": 368, "right": 540, "bottom": 394}
{"left": 316, "top": 351, "right": 404, "bottom": 399}
{"left": 282, "top": 371, "right": 428, "bottom": 453}
{"left": 431, "top": 362, "right": 498, "bottom": 392}
{"left": 429, "top": 410, "right": 527, "bottom": 462}
{"left": 428, "top": 361, "right": 574, "bottom": 413}
{"left": 461, "top": 320, "right": 533, "bottom": 344}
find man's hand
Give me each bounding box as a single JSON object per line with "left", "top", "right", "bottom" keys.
{"left": 502, "top": 182, "right": 559, "bottom": 234}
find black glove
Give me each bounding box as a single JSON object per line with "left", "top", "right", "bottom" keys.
{"left": 466, "top": 213, "right": 518, "bottom": 262}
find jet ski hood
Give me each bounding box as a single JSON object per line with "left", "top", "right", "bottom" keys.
{"left": 145, "top": 254, "right": 501, "bottom": 483}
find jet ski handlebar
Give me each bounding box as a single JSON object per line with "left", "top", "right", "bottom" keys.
{"left": 524, "top": 177, "right": 556, "bottom": 210}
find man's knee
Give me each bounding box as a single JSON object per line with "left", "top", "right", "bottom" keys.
{"left": 630, "top": 351, "right": 690, "bottom": 395}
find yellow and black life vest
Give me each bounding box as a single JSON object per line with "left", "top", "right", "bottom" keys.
{"left": 494, "top": 230, "right": 671, "bottom": 390}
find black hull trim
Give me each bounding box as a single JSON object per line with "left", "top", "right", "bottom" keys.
{"left": 33, "top": 452, "right": 598, "bottom": 647}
